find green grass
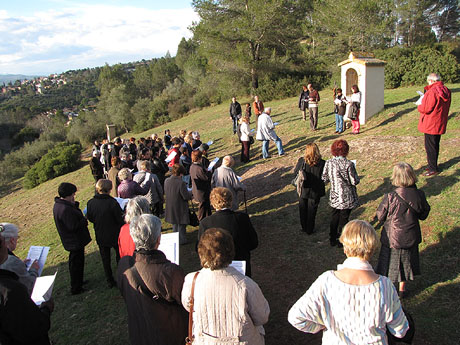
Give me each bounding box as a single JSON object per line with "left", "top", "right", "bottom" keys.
{"left": 1, "top": 84, "right": 459, "bottom": 345}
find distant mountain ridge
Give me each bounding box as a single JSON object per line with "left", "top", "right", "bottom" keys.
{"left": 0, "top": 74, "right": 41, "bottom": 84}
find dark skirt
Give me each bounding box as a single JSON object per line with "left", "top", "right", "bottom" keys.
{"left": 375, "top": 244, "right": 420, "bottom": 283}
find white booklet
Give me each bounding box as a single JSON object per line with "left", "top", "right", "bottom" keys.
{"left": 165, "top": 150, "right": 177, "bottom": 163}
{"left": 31, "top": 271, "right": 57, "bottom": 305}
{"left": 415, "top": 91, "right": 424, "bottom": 105}
{"left": 26, "top": 246, "right": 50, "bottom": 276}
{"left": 158, "top": 232, "right": 179, "bottom": 265}
{"left": 207, "top": 157, "right": 220, "bottom": 171}
{"left": 230, "top": 261, "right": 246, "bottom": 275}
{"left": 206, "top": 140, "right": 214, "bottom": 146}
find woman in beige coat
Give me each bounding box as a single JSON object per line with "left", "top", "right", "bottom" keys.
{"left": 182, "top": 228, "right": 269, "bottom": 345}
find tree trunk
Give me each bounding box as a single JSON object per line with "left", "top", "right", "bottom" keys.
{"left": 251, "top": 67, "right": 258, "bottom": 90}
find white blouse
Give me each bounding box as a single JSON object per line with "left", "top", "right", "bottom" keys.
{"left": 240, "top": 122, "right": 252, "bottom": 142}
{"left": 288, "top": 270, "right": 408, "bottom": 345}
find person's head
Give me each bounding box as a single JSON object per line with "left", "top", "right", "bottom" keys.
{"left": 171, "top": 163, "right": 186, "bottom": 176}
{"left": 180, "top": 129, "right": 187, "bottom": 138}
{"left": 171, "top": 137, "right": 181, "bottom": 147}
{"left": 192, "top": 131, "right": 200, "bottom": 140}
{"left": 241, "top": 115, "right": 249, "bottom": 124}
{"left": 264, "top": 107, "right": 271, "bottom": 115}
{"left": 339, "top": 220, "right": 378, "bottom": 261}
{"left": 139, "top": 160, "right": 151, "bottom": 172}
{"left": 232, "top": 96, "right": 236, "bottom": 103}
{"left": 118, "top": 168, "right": 132, "bottom": 181}
{"left": 125, "top": 196, "right": 151, "bottom": 223}
{"left": 222, "top": 155, "right": 234, "bottom": 168}
{"left": 151, "top": 133, "right": 158, "bottom": 141}
{"left": 199, "top": 143, "right": 209, "bottom": 154}
{"left": 130, "top": 137, "right": 136, "bottom": 143}
{"left": 254, "top": 95, "right": 259, "bottom": 102}
{"left": 307, "top": 83, "right": 313, "bottom": 91}
{"left": 336, "top": 88, "right": 342, "bottom": 95}
{"left": 191, "top": 150, "right": 202, "bottom": 163}
{"left": 92, "top": 150, "right": 100, "bottom": 158}
{"left": 129, "top": 214, "right": 162, "bottom": 251}
{"left": 304, "top": 143, "right": 321, "bottom": 166}
{"left": 427, "top": 73, "right": 441, "bottom": 85}
{"left": 331, "top": 139, "right": 349, "bottom": 157}
{"left": 210, "top": 187, "right": 233, "bottom": 210}
{"left": 111, "top": 156, "right": 121, "bottom": 168}
{"left": 0, "top": 223, "right": 19, "bottom": 251}
{"left": 138, "top": 147, "right": 151, "bottom": 160}
{"left": 0, "top": 232, "right": 7, "bottom": 265}
{"left": 184, "top": 135, "right": 193, "bottom": 144}
{"left": 198, "top": 228, "right": 235, "bottom": 270}
{"left": 391, "top": 162, "right": 417, "bottom": 187}
{"left": 58, "top": 182, "right": 77, "bottom": 203}
{"left": 245, "top": 103, "right": 250, "bottom": 108}
{"left": 351, "top": 84, "right": 359, "bottom": 93}
{"left": 165, "top": 129, "right": 170, "bottom": 135}
{"left": 114, "top": 137, "right": 122, "bottom": 145}
{"left": 96, "top": 179, "right": 112, "bottom": 195}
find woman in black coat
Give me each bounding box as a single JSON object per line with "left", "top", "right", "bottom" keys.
{"left": 189, "top": 150, "right": 212, "bottom": 221}
{"left": 87, "top": 179, "right": 125, "bottom": 288}
{"left": 293, "top": 143, "right": 325, "bottom": 234}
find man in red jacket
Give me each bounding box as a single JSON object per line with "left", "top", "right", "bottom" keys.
{"left": 417, "top": 73, "right": 451, "bottom": 177}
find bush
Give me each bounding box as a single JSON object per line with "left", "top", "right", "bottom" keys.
{"left": 376, "top": 44, "right": 460, "bottom": 88}
{"left": 23, "top": 143, "right": 82, "bottom": 189}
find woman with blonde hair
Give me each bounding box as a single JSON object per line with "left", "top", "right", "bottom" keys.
{"left": 375, "top": 162, "right": 430, "bottom": 298}
{"left": 293, "top": 143, "right": 325, "bottom": 234}
{"left": 289, "top": 220, "right": 409, "bottom": 344}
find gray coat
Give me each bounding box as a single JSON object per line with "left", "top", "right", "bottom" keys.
{"left": 211, "top": 166, "right": 246, "bottom": 210}
{"left": 134, "top": 172, "right": 164, "bottom": 205}
{"left": 164, "top": 176, "right": 193, "bottom": 225}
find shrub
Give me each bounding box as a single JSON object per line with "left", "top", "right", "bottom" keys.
{"left": 23, "top": 143, "right": 82, "bottom": 189}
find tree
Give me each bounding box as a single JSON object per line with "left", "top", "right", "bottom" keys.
{"left": 433, "top": 0, "right": 460, "bottom": 42}
{"left": 191, "top": 0, "right": 309, "bottom": 90}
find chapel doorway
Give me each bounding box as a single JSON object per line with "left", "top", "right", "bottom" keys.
{"left": 345, "top": 68, "right": 358, "bottom": 96}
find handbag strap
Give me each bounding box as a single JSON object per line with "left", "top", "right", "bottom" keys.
{"left": 393, "top": 192, "right": 419, "bottom": 217}
{"left": 186, "top": 272, "right": 200, "bottom": 344}
{"left": 130, "top": 263, "right": 161, "bottom": 300}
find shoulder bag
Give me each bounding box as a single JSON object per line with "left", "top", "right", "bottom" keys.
{"left": 185, "top": 272, "right": 200, "bottom": 345}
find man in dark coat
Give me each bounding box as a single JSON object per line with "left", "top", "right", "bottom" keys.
{"left": 229, "top": 96, "right": 242, "bottom": 135}
{"left": 190, "top": 150, "right": 212, "bottom": 221}
{"left": 298, "top": 85, "right": 309, "bottom": 121}
{"left": 86, "top": 179, "right": 125, "bottom": 288}
{"left": 53, "top": 182, "right": 91, "bottom": 295}
{"left": 198, "top": 187, "right": 258, "bottom": 277}
{"left": 0, "top": 234, "right": 54, "bottom": 345}
{"left": 90, "top": 150, "right": 104, "bottom": 182}
{"left": 117, "top": 214, "right": 188, "bottom": 345}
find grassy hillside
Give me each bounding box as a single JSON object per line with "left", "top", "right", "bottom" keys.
{"left": 0, "top": 84, "right": 459, "bottom": 344}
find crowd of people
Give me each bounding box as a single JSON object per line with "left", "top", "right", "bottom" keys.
{"left": 0, "top": 73, "right": 451, "bottom": 344}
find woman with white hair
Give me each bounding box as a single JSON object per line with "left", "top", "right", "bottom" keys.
{"left": 288, "top": 220, "right": 409, "bottom": 344}
{"left": 0, "top": 223, "right": 39, "bottom": 295}
{"left": 117, "top": 168, "right": 150, "bottom": 199}
{"left": 211, "top": 155, "right": 246, "bottom": 211}
{"left": 117, "top": 214, "right": 188, "bottom": 345}
{"left": 256, "top": 107, "right": 284, "bottom": 159}
{"left": 118, "top": 196, "right": 151, "bottom": 258}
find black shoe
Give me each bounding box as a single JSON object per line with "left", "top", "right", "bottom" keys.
{"left": 107, "top": 279, "right": 116, "bottom": 289}
{"left": 71, "top": 287, "right": 86, "bottom": 295}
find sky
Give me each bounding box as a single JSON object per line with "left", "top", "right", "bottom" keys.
{"left": 0, "top": 0, "right": 199, "bottom": 75}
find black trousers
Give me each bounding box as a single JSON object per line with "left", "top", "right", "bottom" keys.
{"left": 330, "top": 208, "right": 352, "bottom": 241}
{"left": 424, "top": 134, "right": 441, "bottom": 172}
{"left": 299, "top": 198, "right": 319, "bottom": 234}
{"left": 197, "top": 199, "right": 212, "bottom": 221}
{"left": 69, "top": 248, "right": 85, "bottom": 293}
{"left": 241, "top": 141, "right": 250, "bottom": 163}
{"left": 98, "top": 245, "right": 120, "bottom": 283}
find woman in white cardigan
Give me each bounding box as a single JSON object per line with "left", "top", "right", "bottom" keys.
{"left": 288, "top": 220, "right": 409, "bottom": 345}
{"left": 182, "top": 228, "right": 269, "bottom": 345}
{"left": 239, "top": 115, "right": 253, "bottom": 163}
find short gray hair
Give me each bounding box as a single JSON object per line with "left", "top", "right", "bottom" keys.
{"left": 125, "top": 196, "right": 151, "bottom": 223}
{"left": 264, "top": 107, "right": 271, "bottom": 114}
{"left": 129, "top": 214, "right": 162, "bottom": 251}
{"left": 427, "top": 73, "right": 440, "bottom": 82}
{"left": 222, "top": 155, "right": 234, "bottom": 167}
{"left": 118, "top": 168, "right": 132, "bottom": 181}
{"left": 0, "top": 223, "right": 18, "bottom": 239}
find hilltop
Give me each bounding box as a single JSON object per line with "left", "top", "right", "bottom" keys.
{"left": 0, "top": 85, "right": 459, "bottom": 344}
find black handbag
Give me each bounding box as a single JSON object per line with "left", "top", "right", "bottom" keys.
{"left": 188, "top": 201, "right": 199, "bottom": 227}
{"left": 249, "top": 136, "right": 255, "bottom": 145}
{"left": 387, "top": 308, "right": 415, "bottom": 344}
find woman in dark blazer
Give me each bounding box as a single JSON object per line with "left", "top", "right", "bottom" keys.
{"left": 164, "top": 164, "right": 193, "bottom": 245}
{"left": 293, "top": 143, "right": 325, "bottom": 234}
{"left": 189, "top": 150, "right": 212, "bottom": 221}
{"left": 198, "top": 187, "right": 258, "bottom": 277}
{"left": 87, "top": 179, "right": 125, "bottom": 288}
